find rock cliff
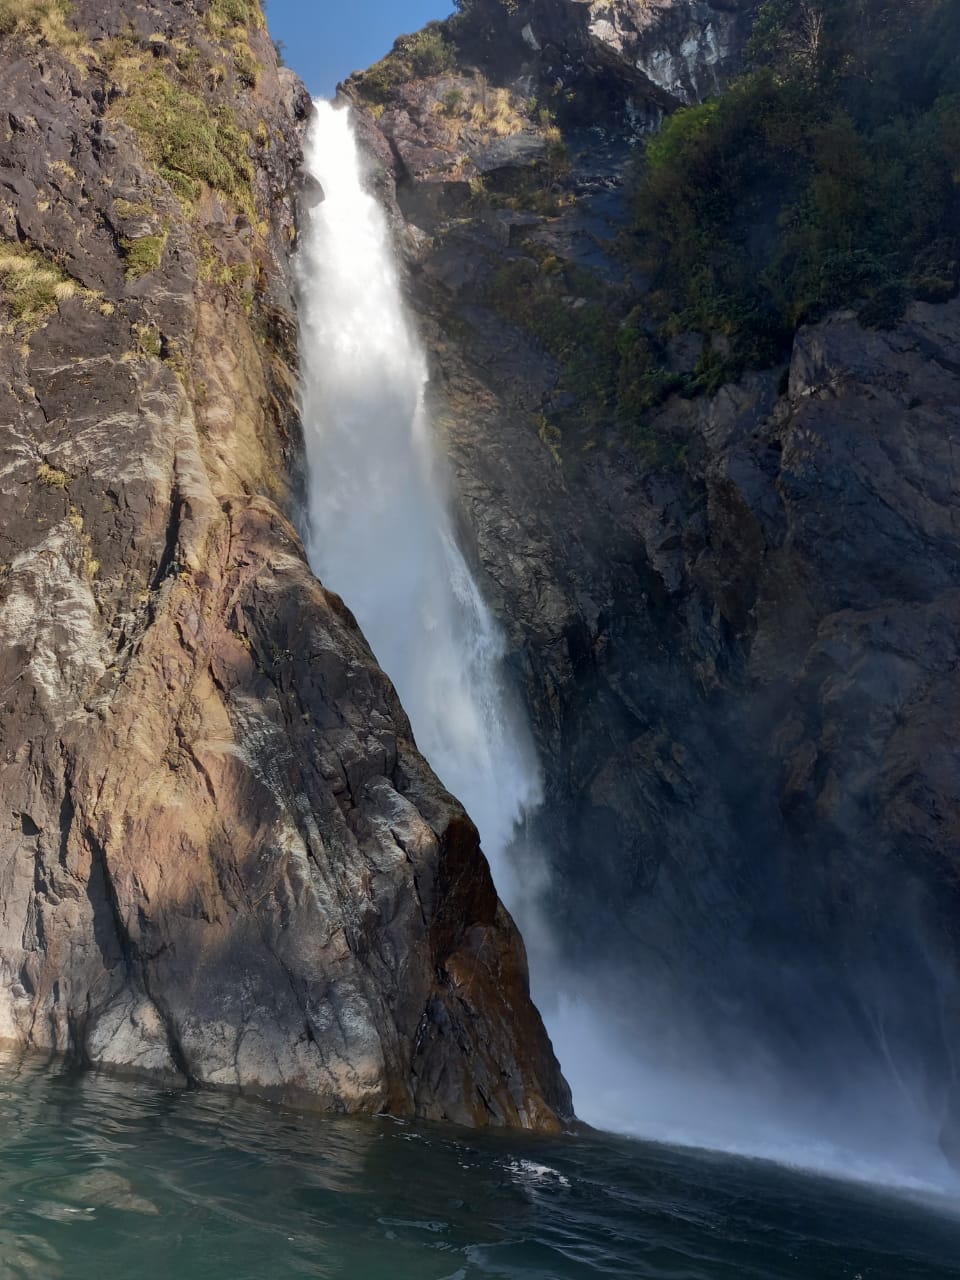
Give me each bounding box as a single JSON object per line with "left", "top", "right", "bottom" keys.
{"left": 0, "top": 0, "right": 571, "bottom": 1130}
{"left": 344, "top": 0, "right": 960, "bottom": 1146}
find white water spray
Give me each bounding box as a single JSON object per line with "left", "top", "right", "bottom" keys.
{"left": 297, "top": 101, "right": 541, "bottom": 905}
{"left": 296, "top": 102, "right": 960, "bottom": 1201}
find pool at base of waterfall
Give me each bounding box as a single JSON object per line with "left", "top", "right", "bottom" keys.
{"left": 0, "top": 1056, "right": 957, "bottom": 1280}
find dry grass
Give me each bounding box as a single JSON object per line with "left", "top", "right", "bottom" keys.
{"left": 0, "top": 0, "right": 85, "bottom": 52}
{"left": 107, "top": 52, "right": 255, "bottom": 215}
{"left": 36, "top": 461, "right": 71, "bottom": 489}
{"left": 471, "top": 87, "right": 524, "bottom": 137}
{"left": 205, "top": 0, "right": 265, "bottom": 37}
{"left": 434, "top": 81, "right": 526, "bottom": 143}
{"left": 0, "top": 241, "right": 98, "bottom": 333}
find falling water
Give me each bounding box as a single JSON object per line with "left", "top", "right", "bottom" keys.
{"left": 296, "top": 101, "right": 541, "bottom": 908}
{"left": 295, "top": 102, "right": 960, "bottom": 1199}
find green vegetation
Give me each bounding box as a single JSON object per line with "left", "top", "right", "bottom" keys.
{"left": 483, "top": 251, "right": 693, "bottom": 464}
{"left": 625, "top": 0, "right": 960, "bottom": 388}
{"left": 205, "top": 0, "right": 265, "bottom": 35}
{"left": 535, "top": 413, "right": 563, "bottom": 466}
{"left": 120, "top": 232, "right": 167, "bottom": 279}
{"left": 0, "top": 0, "right": 73, "bottom": 39}
{"left": 486, "top": 254, "right": 612, "bottom": 394}
{"left": 112, "top": 197, "right": 154, "bottom": 221}
{"left": 448, "top": 0, "right": 517, "bottom": 57}
{"left": 355, "top": 24, "right": 456, "bottom": 103}
{"left": 453, "top": 0, "right": 518, "bottom": 12}
{"left": 483, "top": 0, "right": 960, "bottom": 457}
{"left": 109, "top": 58, "right": 254, "bottom": 213}
{"left": 132, "top": 321, "right": 162, "bottom": 358}
{"left": 0, "top": 240, "right": 98, "bottom": 333}
{"left": 232, "top": 41, "right": 259, "bottom": 87}
{"left": 204, "top": 0, "right": 265, "bottom": 86}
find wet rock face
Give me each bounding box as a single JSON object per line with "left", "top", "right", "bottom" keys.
{"left": 0, "top": 1, "right": 570, "bottom": 1129}
{"left": 429, "top": 290, "right": 960, "bottom": 1116}
{"left": 350, "top": 0, "right": 960, "bottom": 1138}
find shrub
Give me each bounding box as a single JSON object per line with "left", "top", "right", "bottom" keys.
{"left": 403, "top": 26, "right": 456, "bottom": 77}
{"left": 356, "top": 24, "right": 456, "bottom": 103}
{"left": 443, "top": 87, "right": 465, "bottom": 115}
{"left": 624, "top": 0, "right": 960, "bottom": 385}
{"left": 206, "top": 0, "right": 265, "bottom": 33}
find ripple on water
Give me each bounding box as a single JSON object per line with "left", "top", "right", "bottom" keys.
{"left": 0, "top": 1055, "right": 957, "bottom": 1279}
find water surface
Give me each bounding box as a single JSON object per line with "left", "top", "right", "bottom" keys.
{"left": 0, "top": 1056, "right": 957, "bottom": 1279}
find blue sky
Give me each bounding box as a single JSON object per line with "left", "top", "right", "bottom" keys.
{"left": 265, "top": 1, "right": 454, "bottom": 97}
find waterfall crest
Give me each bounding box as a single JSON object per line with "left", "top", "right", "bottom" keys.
{"left": 296, "top": 102, "right": 540, "bottom": 904}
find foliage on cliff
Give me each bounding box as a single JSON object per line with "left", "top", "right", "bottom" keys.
{"left": 110, "top": 58, "right": 255, "bottom": 212}
{"left": 627, "top": 0, "right": 960, "bottom": 386}
{"left": 0, "top": 239, "right": 101, "bottom": 333}
{"left": 354, "top": 25, "right": 457, "bottom": 104}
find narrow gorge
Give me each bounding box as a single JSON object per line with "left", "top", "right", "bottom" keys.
{"left": 0, "top": 0, "right": 959, "bottom": 1261}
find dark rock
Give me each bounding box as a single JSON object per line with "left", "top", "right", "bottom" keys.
{"left": 298, "top": 172, "right": 325, "bottom": 209}
{"left": 349, "top": 0, "right": 960, "bottom": 1124}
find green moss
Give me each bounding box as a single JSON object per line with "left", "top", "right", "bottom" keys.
{"left": 110, "top": 60, "right": 255, "bottom": 215}
{"left": 121, "top": 232, "right": 167, "bottom": 279}
{"left": 112, "top": 197, "right": 155, "bottom": 220}
{"left": 196, "top": 235, "right": 255, "bottom": 292}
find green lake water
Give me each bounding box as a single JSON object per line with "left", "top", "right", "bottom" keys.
{"left": 0, "top": 1054, "right": 957, "bottom": 1279}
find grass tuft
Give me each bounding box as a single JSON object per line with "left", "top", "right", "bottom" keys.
{"left": 0, "top": 240, "right": 98, "bottom": 333}
{"left": 206, "top": 0, "right": 265, "bottom": 34}
{"left": 120, "top": 232, "right": 168, "bottom": 279}
{"left": 0, "top": 0, "right": 75, "bottom": 43}
{"left": 37, "top": 462, "right": 71, "bottom": 489}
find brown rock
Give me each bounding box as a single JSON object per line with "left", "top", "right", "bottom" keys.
{"left": 0, "top": 1, "right": 570, "bottom": 1129}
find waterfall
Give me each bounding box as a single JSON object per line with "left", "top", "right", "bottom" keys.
{"left": 295, "top": 102, "right": 960, "bottom": 1197}
{"left": 296, "top": 101, "right": 541, "bottom": 909}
